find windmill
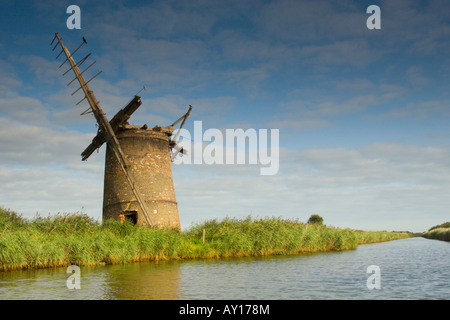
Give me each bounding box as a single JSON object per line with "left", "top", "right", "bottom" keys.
{"left": 51, "top": 32, "right": 191, "bottom": 229}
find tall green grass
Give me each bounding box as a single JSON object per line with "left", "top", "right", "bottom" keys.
{"left": 422, "top": 228, "right": 450, "bottom": 242}
{"left": 0, "top": 208, "right": 412, "bottom": 271}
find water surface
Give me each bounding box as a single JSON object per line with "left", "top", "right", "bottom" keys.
{"left": 0, "top": 237, "right": 448, "bottom": 299}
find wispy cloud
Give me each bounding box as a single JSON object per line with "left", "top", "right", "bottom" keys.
{"left": 172, "top": 141, "right": 450, "bottom": 232}
{"left": 0, "top": 118, "right": 94, "bottom": 166}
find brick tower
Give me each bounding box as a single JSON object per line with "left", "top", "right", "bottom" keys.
{"left": 102, "top": 124, "right": 180, "bottom": 228}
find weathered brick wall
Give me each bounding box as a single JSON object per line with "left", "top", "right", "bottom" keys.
{"left": 102, "top": 125, "right": 181, "bottom": 229}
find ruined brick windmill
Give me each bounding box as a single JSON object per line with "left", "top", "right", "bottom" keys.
{"left": 51, "top": 33, "right": 191, "bottom": 229}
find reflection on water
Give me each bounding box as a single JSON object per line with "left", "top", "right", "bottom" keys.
{"left": 103, "top": 261, "right": 182, "bottom": 299}
{"left": 0, "top": 237, "right": 449, "bottom": 300}
{"left": 0, "top": 260, "right": 184, "bottom": 300}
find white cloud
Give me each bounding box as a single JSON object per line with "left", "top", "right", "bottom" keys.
{"left": 381, "top": 0, "right": 450, "bottom": 54}
{"left": 0, "top": 120, "right": 104, "bottom": 219}
{"left": 256, "top": 0, "right": 365, "bottom": 43}
{"left": 405, "top": 66, "right": 430, "bottom": 88}
{"left": 367, "top": 99, "right": 450, "bottom": 120}
{"left": 0, "top": 59, "right": 22, "bottom": 96}
{"left": 173, "top": 142, "right": 450, "bottom": 232}
{"left": 0, "top": 117, "right": 95, "bottom": 166}
{"left": 297, "top": 39, "right": 379, "bottom": 70}
{"left": 266, "top": 92, "right": 381, "bottom": 132}
{"left": 0, "top": 166, "right": 103, "bottom": 220}
{"left": 0, "top": 95, "right": 51, "bottom": 125}
{"left": 268, "top": 118, "right": 332, "bottom": 131}
{"left": 15, "top": 55, "right": 61, "bottom": 86}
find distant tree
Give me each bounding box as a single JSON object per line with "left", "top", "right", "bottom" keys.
{"left": 307, "top": 214, "right": 323, "bottom": 225}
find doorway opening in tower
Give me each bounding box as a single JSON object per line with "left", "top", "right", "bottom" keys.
{"left": 123, "top": 210, "right": 138, "bottom": 225}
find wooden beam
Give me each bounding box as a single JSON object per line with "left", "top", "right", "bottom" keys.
{"left": 54, "top": 33, "right": 154, "bottom": 227}
{"left": 81, "top": 95, "right": 142, "bottom": 161}
{"left": 171, "top": 105, "right": 192, "bottom": 144}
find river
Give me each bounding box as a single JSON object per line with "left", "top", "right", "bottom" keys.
{"left": 0, "top": 237, "right": 448, "bottom": 300}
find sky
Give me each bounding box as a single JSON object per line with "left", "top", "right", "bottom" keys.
{"left": 0, "top": 0, "right": 449, "bottom": 233}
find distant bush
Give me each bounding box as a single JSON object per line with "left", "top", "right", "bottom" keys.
{"left": 307, "top": 214, "right": 323, "bottom": 225}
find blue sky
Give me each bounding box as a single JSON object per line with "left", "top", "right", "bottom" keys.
{"left": 0, "top": 0, "right": 449, "bottom": 232}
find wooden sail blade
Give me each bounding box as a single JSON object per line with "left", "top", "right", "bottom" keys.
{"left": 171, "top": 105, "right": 192, "bottom": 145}
{"left": 50, "top": 33, "right": 58, "bottom": 46}
{"left": 52, "top": 39, "right": 61, "bottom": 51}
{"left": 80, "top": 105, "right": 92, "bottom": 114}
{"left": 55, "top": 49, "right": 64, "bottom": 60}
{"left": 170, "top": 105, "right": 193, "bottom": 127}
{"left": 71, "top": 70, "right": 102, "bottom": 96}
{"left": 67, "top": 60, "right": 96, "bottom": 86}
{"left": 58, "top": 41, "right": 86, "bottom": 69}
{"left": 63, "top": 53, "right": 91, "bottom": 76}
{"left": 53, "top": 33, "right": 154, "bottom": 227}
{"left": 81, "top": 95, "right": 142, "bottom": 161}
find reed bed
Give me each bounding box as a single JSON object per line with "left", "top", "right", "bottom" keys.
{"left": 422, "top": 228, "right": 450, "bottom": 242}
{"left": 0, "top": 208, "right": 412, "bottom": 271}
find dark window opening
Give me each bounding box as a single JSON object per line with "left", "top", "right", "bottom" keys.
{"left": 123, "top": 210, "right": 138, "bottom": 225}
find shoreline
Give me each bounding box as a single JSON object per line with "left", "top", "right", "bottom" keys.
{"left": 422, "top": 228, "right": 450, "bottom": 242}
{"left": 0, "top": 209, "right": 413, "bottom": 272}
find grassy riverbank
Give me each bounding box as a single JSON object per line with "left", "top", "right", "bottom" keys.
{"left": 421, "top": 222, "right": 450, "bottom": 241}
{"left": 422, "top": 228, "right": 450, "bottom": 241}
{"left": 422, "top": 222, "right": 450, "bottom": 242}
{"left": 0, "top": 207, "right": 412, "bottom": 271}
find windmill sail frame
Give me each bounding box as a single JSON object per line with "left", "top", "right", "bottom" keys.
{"left": 52, "top": 32, "right": 154, "bottom": 226}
